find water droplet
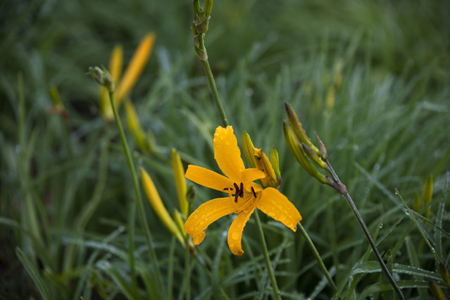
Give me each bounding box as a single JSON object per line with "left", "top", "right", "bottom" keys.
{"left": 232, "top": 232, "right": 239, "bottom": 240}
{"left": 379, "top": 223, "right": 383, "bottom": 229}
{"left": 280, "top": 215, "right": 287, "bottom": 222}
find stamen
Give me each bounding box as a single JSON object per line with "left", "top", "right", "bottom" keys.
{"left": 251, "top": 187, "right": 257, "bottom": 198}
{"left": 223, "top": 187, "right": 233, "bottom": 191}
{"left": 239, "top": 182, "right": 244, "bottom": 198}
{"left": 233, "top": 183, "right": 240, "bottom": 203}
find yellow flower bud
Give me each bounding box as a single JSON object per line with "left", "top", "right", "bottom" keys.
{"left": 140, "top": 168, "right": 185, "bottom": 246}
{"left": 254, "top": 148, "right": 277, "bottom": 188}
{"left": 172, "top": 149, "right": 188, "bottom": 216}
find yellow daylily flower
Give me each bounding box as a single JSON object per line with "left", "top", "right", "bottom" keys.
{"left": 184, "top": 126, "right": 302, "bottom": 256}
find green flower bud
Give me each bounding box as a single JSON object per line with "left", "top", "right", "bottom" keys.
{"left": 87, "top": 66, "right": 115, "bottom": 92}
{"left": 283, "top": 120, "right": 327, "bottom": 184}
{"left": 285, "top": 102, "right": 320, "bottom": 155}
{"left": 241, "top": 132, "right": 256, "bottom": 168}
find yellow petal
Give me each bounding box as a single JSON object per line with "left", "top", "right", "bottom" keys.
{"left": 213, "top": 126, "right": 245, "bottom": 182}
{"left": 140, "top": 168, "right": 184, "bottom": 242}
{"left": 115, "top": 33, "right": 155, "bottom": 105}
{"left": 184, "top": 197, "right": 236, "bottom": 245}
{"left": 172, "top": 149, "right": 188, "bottom": 216}
{"left": 109, "top": 45, "right": 123, "bottom": 83}
{"left": 241, "top": 168, "right": 265, "bottom": 184}
{"left": 227, "top": 206, "right": 256, "bottom": 256}
{"left": 185, "top": 165, "right": 233, "bottom": 192}
{"left": 257, "top": 187, "right": 302, "bottom": 231}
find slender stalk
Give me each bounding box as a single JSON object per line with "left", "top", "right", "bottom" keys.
{"left": 298, "top": 223, "right": 337, "bottom": 291}
{"left": 254, "top": 210, "right": 282, "bottom": 300}
{"left": 325, "top": 160, "right": 405, "bottom": 300}
{"left": 201, "top": 59, "right": 229, "bottom": 127}
{"left": 108, "top": 91, "right": 165, "bottom": 297}
{"left": 184, "top": 204, "right": 191, "bottom": 300}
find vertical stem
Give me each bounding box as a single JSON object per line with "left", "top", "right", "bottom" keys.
{"left": 184, "top": 203, "right": 192, "bottom": 300}
{"left": 326, "top": 160, "right": 405, "bottom": 300}
{"left": 201, "top": 60, "right": 229, "bottom": 127}
{"left": 298, "top": 223, "right": 337, "bottom": 291}
{"left": 108, "top": 91, "right": 165, "bottom": 297}
{"left": 254, "top": 210, "right": 282, "bottom": 300}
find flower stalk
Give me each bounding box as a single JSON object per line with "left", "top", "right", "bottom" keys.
{"left": 191, "top": 0, "right": 228, "bottom": 127}
{"left": 284, "top": 102, "right": 405, "bottom": 299}
{"left": 89, "top": 66, "right": 165, "bottom": 296}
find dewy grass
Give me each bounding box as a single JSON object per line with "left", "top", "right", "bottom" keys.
{"left": 2, "top": 0, "right": 450, "bottom": 299}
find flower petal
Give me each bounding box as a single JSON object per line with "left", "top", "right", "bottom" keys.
{"left": 257, "top": 187, "right": 302, "bottom": 231}
{"left": 241, "top": 168, "right": 265, "bottom": 184}
{"left": 185, "top": 197, "right": 236, "bottom": 245}
{"left": 227, "top": 206, "right": 256, "bottom": 256}
{"left": 185, "top": 165, "right": 233, "bottom": 192}
{"left": 213, "top": 126, "right": 245, "bottom": 182}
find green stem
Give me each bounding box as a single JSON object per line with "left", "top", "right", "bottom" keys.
{"left": 326, "top": 160, "right": 405, "bottom": 300}
{"left": 184, "top": 204, "right": 191, "bottom": 300}
{"left": 254, "top": 210, "right": 282, "bottom": 300}
{"left": 108, "top": 91, "right": 165, "bottom": 297}
{"left": 298, "top": 223, "right": 337, "bottom": 291}
{"left": 201, "top": 59, "right": 229, "bottom": 127}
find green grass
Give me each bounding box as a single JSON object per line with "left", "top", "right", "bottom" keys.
{"left": 1, "top": 0, "right": 450, "bottom": 299}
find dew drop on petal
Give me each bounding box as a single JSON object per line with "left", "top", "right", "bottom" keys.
{"left": 232, "top": 232, "right": 239, "bottom": 240}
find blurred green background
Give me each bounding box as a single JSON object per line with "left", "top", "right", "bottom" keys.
{"left": 1, "top": 0, "right": 450, "bottom": 299}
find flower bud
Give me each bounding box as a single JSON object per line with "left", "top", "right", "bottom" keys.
{"left": 172, "top": 149, "right": 188, "bottom": 216}
{"left": 254, "top": 148, "right": 277, "bottom": 188}
{"left": 140, "top": 168, "right": 185, "bottom": 245}
{"left": 270, "top": 146, "right": 281, "bottom": 179}
{"left": 428, "top": 278, "right": 447, "bottom": 300}
{"left": 186, "top": 185, "right": 196, "bottom": 204}
{"left": 88, "top": 66, "right": 115, "bottom": 93}
{"left": 241, "top": 132, "right": 256, "bottom": 168}
{"left": 423, "top": 176, "right": 433, "bottom": 219}
{"left": 285, "top": 102, "right": 320, "bottom": 155}
{"left": 412, "top": 193, "right": 421, "bottom": 213}
{"left": 440, "top": 263, "right": 450, "bottom": 289}
{"left": 302, "top": 143, "right": 328, "bottom": 170}
{"left": 283, "top": 121, "right": 327, "bottom": 184}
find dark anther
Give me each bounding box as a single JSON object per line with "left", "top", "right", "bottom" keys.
{"left": 251, "top": 187, "right": 257, "bottom": 198}
{"left": 239, "top": 182, "right": 244, "bottom": 198}
{"left": 233, "top": 183, "right": 240, "bottom": 203}
{"left": 224, "top": 187, "right": 233, "bottom": 191}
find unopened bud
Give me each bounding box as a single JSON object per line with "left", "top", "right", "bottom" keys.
{"left": 428, "top": 278, "right": 447, "bottom": 300}
{"left": 314, "top": 132, "right": 328, "bottom": 160}
{"left": 302, "top": 143, "right": 328, "bottom": 170}
{"left": 187, "top": 185, "right": 196, "bottom": 204}
{"left": 270, "top": 146, "right": 281, "bottom": 179}
{"left": 254, "top": 148, "right": 277, "bottom": 188}
{"left": 283, "top": 121, "right": 327, "bottom": 184}
{"left": 87, "top": 66, "right": 115, "bottom": 92}
{"left": 172, "top": 149, "right": 188, "bottom": 216}
{"left": 242, "top": 132, "right": 256, "bottom": 168}
{"left": 423, "top": 176, "right": 433, "bottom": 219}
{"left": 439, "top": 263, "right": 450, "bottom": 289}
{"left": 412, "top": 193, "right": 421, "bottom": 213}
{"left": 285, "top": 102, "right": 320, "bottom": 155}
